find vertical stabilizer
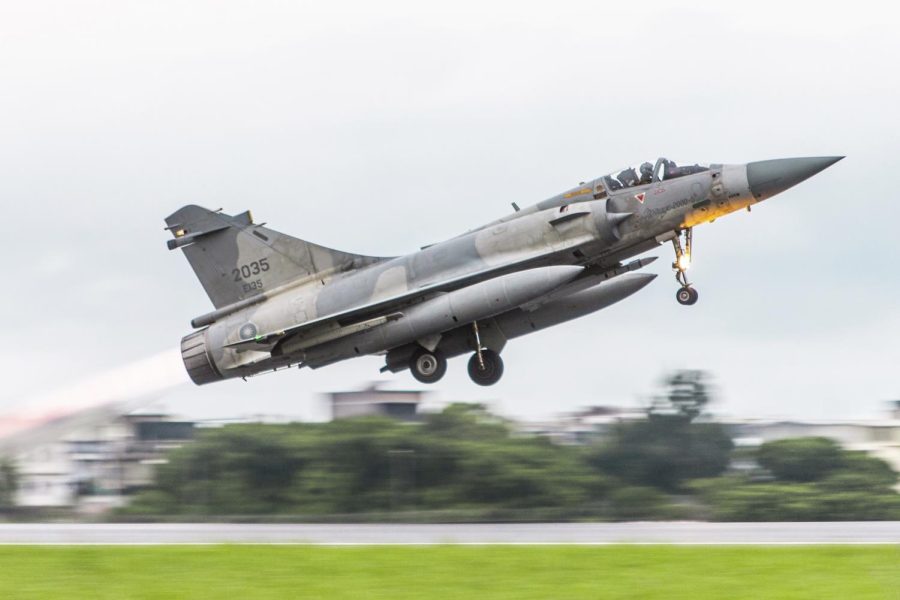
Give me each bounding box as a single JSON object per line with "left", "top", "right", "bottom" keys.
{"left": 165, "top": 205, "right": 387, "bottom": 309}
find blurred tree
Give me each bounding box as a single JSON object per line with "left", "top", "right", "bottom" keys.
{"left": 587, "top": 419, "right": 733, "bottom": 491}
{"left": 123, "top": 406, "right": 606, "bottom": 517}
{"left": 0, "top": 459, "right": 17, "bottom": 513}
{"left": 706, "top": 481, "right": 900, "bottom": 521}
{"left": 588, "top": 370, "right": 733, "bottom": 491}
{"left": 122, "top": 394, "right": 899, "bottom": 522}
{"left": 649, "top": 370, "right": 712, "bottom": 421}
{"left": 756, "top": 437, "right": 843, "bottom": 482}
{"left": 832, "top": 452, "right": 899, "bottom": 489}
{"left": 452, "top": 439, "right": 595, "bottom": 509}
{"left": 695, "top": 441, "right": 900, "bottom": 521}
{"left": 421, "top": 403, "right": 509, "bottom": 439}
{"left": 152, "top": 424, "right": 310, "bottom": 514}
{"left": 608, "top": 486, "right": 669, "bottom": 520}
{"left": 708, "top": 483, "right": 823, "bottom": 521}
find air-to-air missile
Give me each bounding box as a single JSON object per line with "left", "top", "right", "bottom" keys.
{"left": 167, "top": 156, "right": 842, "bottom": 386}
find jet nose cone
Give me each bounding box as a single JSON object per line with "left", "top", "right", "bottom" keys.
{"left": 747, "top": 156, "right": 844, "bottom": 201}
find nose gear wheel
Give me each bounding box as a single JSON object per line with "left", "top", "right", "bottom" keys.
{"left": 672, "top": 228, "right": 698, "bottom": 305}
{"left": 676, "top": 286, "right": 698, "bottom": 305}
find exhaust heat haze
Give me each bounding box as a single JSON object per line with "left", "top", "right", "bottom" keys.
{"left": 0, "top": 349, "right": 187, "bottom": 442}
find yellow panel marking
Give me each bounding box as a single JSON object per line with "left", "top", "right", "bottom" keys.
{"left": 563, "top": 188, "right": 592, "bottom": 199}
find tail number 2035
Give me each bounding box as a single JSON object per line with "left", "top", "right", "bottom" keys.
{"left": 232, "top": 258, "right": 270, "bottom": 282}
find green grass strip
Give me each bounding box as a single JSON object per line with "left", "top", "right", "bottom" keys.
{"left": 0, "top": 545, "right": 897, "bottom": 599}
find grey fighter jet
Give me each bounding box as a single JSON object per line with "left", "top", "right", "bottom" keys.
{"left": 166, "top": 156, "right": 841, "bottom": 386}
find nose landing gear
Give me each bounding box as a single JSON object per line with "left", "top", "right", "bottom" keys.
{"left": 672, "top": 228, "right": 698, "bottom": 306}
{"left": 676, "top": 286, "right": 698, "bottom": 305}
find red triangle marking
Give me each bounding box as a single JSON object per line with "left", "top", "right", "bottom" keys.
{"left": 634, "top": 193, "right": 646, "bottom": 203}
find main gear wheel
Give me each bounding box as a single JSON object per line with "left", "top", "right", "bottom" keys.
{"left": 467, "top": 350, "right": 504, "bottom": 386}
{"left": 409, "top": 348, "right": 447, "bottom": 384}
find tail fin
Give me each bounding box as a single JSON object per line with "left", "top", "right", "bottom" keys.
{"left": 165, "top": 205, "right": 387, "bottom": 309}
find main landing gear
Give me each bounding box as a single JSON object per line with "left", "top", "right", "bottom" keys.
{"left": 407, "top": 321, "right": 505, "bottom": 386}
{"left": 409, "top": 347, "right": 447, "bottom": 384}
{"left": 672, "top": 228, "right": 699, "bottom": 306}
{"left": 467, "top": 321, "right": 504, "bottom": 386}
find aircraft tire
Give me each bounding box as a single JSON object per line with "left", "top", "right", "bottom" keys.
{"left": 467, "top": 350, "right": 504, "bottom": 386}
{"left": 409, "top": 348, "right": 447, "bottom": 384}
{"left": 676, "top": 286, "right": 698, "bottom": 306}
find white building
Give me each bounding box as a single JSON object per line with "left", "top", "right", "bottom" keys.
{"left": 4, "top": 413, "right": 194, "bottom": 512}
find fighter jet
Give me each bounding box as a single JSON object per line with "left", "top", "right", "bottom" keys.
{"left": 165, "top": 156, "right": 842, "bottom": 386}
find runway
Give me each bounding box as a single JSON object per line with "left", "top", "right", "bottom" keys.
{"left": 0, "top": 522, "right": 898, "bottom": 544}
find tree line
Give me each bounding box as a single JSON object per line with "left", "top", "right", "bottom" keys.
{"left": 119, "top": 371, "right": 900, "bottom": 521}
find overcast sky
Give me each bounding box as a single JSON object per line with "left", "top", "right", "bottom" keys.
{"left": 2, "top": 0, "right": 898, "bottom": 423}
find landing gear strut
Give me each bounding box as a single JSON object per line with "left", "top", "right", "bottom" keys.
{"left": 467, "top": 321, "right": 504, "bottom": 386}
{"left": 409, "top": 347, "right": 447, "bottom": 384}
{"left": 672, "top": 228, "right": 698, "bottom": 306}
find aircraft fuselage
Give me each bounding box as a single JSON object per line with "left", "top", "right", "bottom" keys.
{"left": 170, "top": 156, "right": 842, "bottom": 386}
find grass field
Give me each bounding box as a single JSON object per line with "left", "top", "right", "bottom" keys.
{"left": 0, "top": 545, "right": 897, "bottom": 599}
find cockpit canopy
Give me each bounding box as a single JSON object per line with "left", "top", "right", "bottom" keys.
{"left": 602, "top": 158, "right": 710, "bottom": 191}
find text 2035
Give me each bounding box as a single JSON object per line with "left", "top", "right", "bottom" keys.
{"left": 232, "top": 258, "right": 270, "bottom": 282}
